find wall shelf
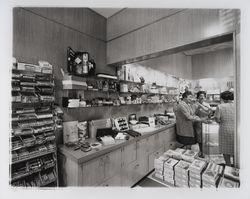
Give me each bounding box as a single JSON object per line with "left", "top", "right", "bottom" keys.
{"left": 11, "top": 63, "right": 58, "bottom": 187}
{"left": 63, "top": 101, "right": 175, "bottom": 110}
{"left": 12, "top": 150, "right": 56, "bottom": 165}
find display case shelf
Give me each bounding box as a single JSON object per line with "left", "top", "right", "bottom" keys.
{"left": 12, "top": 69, "right": 53, "bottom": 76}
{"left": 11, "top": 162, "right": 56, "bottom": 182}
{"left": 11, "top": 62, "right": 58, "bottom": 187}
{"left": 12, "top": 149, "right": 56, "bottom": 165}
{"left": 12, "top": 101, "right": 53, "bottom": 109}
{"left": 63, "top": 101, "right": 175, "bottom": 110}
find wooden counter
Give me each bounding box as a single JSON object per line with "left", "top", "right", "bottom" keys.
{"left": 58, "top": 123, "right": 177, "bottom": 187}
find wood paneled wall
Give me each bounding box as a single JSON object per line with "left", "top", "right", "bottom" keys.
{"left": 191, "top": 48, "right": 234, "bottom": 79}
{"left": 13, "top": 7, "right": 115, "bottom": 106}
{"left": 26, "top": 7, "right": 107, "bottom": 41}
{"left": 107, "top": 8, "right": 182, "bottom": 41}
{"left": 135, "top": 52, "right": 192, "bottom": 80}
{"left": 107, "top": 9, "right": 239, "bottom": 65}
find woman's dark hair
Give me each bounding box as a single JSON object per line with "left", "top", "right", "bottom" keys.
{"left": 220, "top": 91, "right": 234, "bottom": 101}
{"left": 196, "top": 91, "right": 206, "bottom": 99}
{"left": 182, "top": 91, "right": 193, "bottom": 99}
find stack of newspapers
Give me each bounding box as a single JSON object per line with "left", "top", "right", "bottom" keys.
{"left": 154, "top": 155, "right": 169, "bottom": 180}
{"left": 189, "top": 159, "right": 207, "bottom": 188}
{"left": 218, "top": 166, "right": 240, "bottom": 188}
{"left": 163, "top": 158, "right": 179, "bottom": 186}
{"left": 174, "top": 160, "right": 191, "bottom": 187}
{"left": 182, "top": 150, "right": 199, "bottom": 163}
{"left": 202, "top": 162, "right": 223, "bottom": 188}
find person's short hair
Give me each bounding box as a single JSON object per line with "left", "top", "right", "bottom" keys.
{"left": 196, "top": 91, "right": 206, "bottom": 99}
{"left": 220, "top": 91, "right": 234, "bottom": 101}
{"left": 182, "top": 91, "right": 193, "bottom": 99}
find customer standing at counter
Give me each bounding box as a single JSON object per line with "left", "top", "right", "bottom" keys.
{"left": 214, "top": 91, "right": 235, "bottom": 166}
{"left": 193, "top": 91, "right": 212, "bottom": 152}
{"left": 174, "top": 91, "right": 208, "bottom": 149}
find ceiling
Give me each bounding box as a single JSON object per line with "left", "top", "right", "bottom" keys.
{"left": 91, "top": 8, "right": 124, "bottom": 18}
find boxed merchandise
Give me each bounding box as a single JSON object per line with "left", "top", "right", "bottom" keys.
{"left": 174, "top": 160, "right": 191, "bottom": 187}
{"left": 28, "top": 159, "right": 42, "bottom": 171}
{"left": 163, "top": 158, "right": 179, "bottom": 185}
{"left": 164, "top": 158, "right": 179, "bottom": 169}
{"left": 189, "top": 182, "right": 201, "bottom": 188}
{"left": 13, "top": 128, "right": 33, "bottom": 136}
{"left": 12, "top": 151, "right": 19, "bottom": 161}
{"left": 173, "top": 148, "right": 186, "bottom": 160}
{"left": 12, "top": 164, "right": 28, "bottom": 179}
{"left": 21, "top": 93, "right": 39, "bottom": 103}
{"left": 154, "top": 155, "right": 169, "bottom": 170}
{"left": 18, "top": 148, "right": 30, "bottom": 159}
{"left": 41, "top": 155, "right": 55, "bottom": 168}
{"left": 164, "top": 149, "right": 177, "bottom": 158}
{"left": 190, "top": 159, "right": 207, "bottom": 173}
{"left": 21, "top": 134, "right": 36, "bottom": 147}
{"left": 182, "top": 150, "right": 199, "bottom": 163}
{"left": 189, "top": 176, "right": 202, "bottom": 185}
{"left": 218, "top": 177, "right": 239, "bottom": 188}
{"left": 45, "top": 143, "right": 56, "bottom": 151}
{"left": 38, "top": 61, "right": 53, "bottom": 74}
{"left": 18, "top": 113, "right": 37, "bottom": 121}
{"left": 17, "top": 63, "right": 41, "bottom": 72}
{"left": 175, "top": 160, "right": 191, "bottom": 174}
{"left": 223, "top": 166, "right": 240, "bottom": 182}
{"left": 204, "top": 154, "right": 226, "bottom": 165}
{"left": 12, "top": 137, "right": 23, "bottom": 151}
{"left": 155, "top": 173, "right": 164, "bottom": 181}
{"left": 202, "top": 162, "right": 223, "bottom": 186}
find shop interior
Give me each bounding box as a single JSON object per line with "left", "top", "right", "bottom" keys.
{"left": 11, "top": 8, "right": 240, "bottom": 188}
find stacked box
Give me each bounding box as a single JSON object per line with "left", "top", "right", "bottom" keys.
{"left": 173, "top": 148, "right": 186, "bottom": 160}
{"left": 189, "top": 159, "right": 207, "bottom": 188}
{"left": 202, "top": 162, "right": 223, "bottom": 188}
{"left": 164, "top": 149, "right": 177, "bottom": 158}
{"left": 218, "top": 177, "right": 240, "bottom": 188}
{"left": 174, "top": 160, "right": 191, "bottom": 187}
{"left": 204, "top": 154, "right": 226, "bottom": 165}
{"left": 163, "top": 158, "right": 179, "bottom": 186}
{"left": 223, "top": 166, "right": 240, "bottom": 182}
{"left": 154, "top": 155, "right": 169, "bottom": 180}
{"left": 182, "top": 150, "right": 199, "bottom": 163}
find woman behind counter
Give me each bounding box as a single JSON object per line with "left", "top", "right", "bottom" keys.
{"left": 174, "top": 91, "right": 209, "bottom": 149}
{"left": 193, "top": 91, "right": 212, "bottom": 153}
{"left": 214, "top": 91, "right": 235, "bottom": 166}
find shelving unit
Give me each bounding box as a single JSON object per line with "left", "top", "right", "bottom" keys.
{"left": 61, "top": 74, "right": 179, "bottom": 108}
{"left": 11, "top": 63, "right": 58, "bottom": 187}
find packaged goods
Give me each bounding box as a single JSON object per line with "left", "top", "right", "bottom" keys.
{"left": 218, "top": 177, "right": 239, "bottom": 188}
{"left": 182, "top": 150, "right": 199, "bottom": 163}
{"left": 202, "top": 162, "right": 223, "bottom": 186}
{"left": 223, "top": 166, "right": 240, "bottom": 182}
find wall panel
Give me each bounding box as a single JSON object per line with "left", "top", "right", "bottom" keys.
{"left": 191, "top": 48, "right": 234, "bottom": 79}
{"left": 135, "top": 52, "right": 192, "bottom": 79}
{"left": 107, "top": 9, "right": 239, "bottom": 65}
{"left": 107, "top": 8, "right": 182, "bottom": 41}
{"left": 13, "top": 8, "right": 114, "bottom": 107}
{"left": 26, "top": 7, "right": 106, "bottom": 41}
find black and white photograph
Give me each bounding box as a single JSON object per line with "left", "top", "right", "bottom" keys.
{"left": 1, "top": 0, "right": 250, "bottom": 199}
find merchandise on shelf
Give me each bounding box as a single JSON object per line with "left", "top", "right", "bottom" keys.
{"left": 11, "top": 60, "right": 57, "bottom": 187}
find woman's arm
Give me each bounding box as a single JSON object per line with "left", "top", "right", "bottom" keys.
{"left": 214, "top": 106, "right": 221, "bottom": 123}
{"left": 179, "top": 103, "right": 203, "bottom": 122}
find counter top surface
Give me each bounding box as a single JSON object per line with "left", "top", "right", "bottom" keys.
{"left": 58, "top": 122, "right": 176, "bottom": 164}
